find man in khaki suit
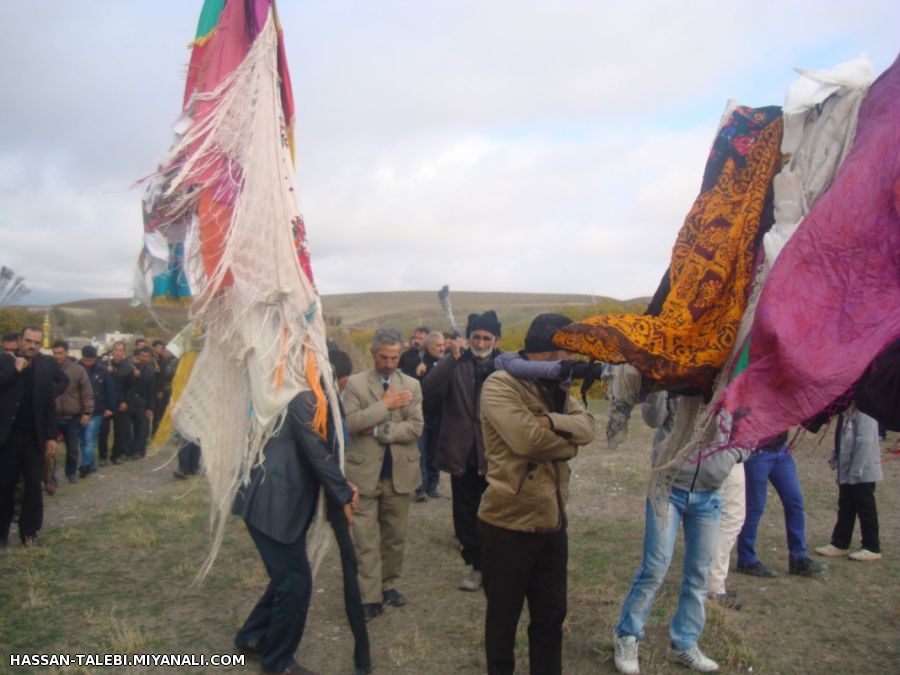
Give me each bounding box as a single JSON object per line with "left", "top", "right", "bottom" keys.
{"left": 342, "top": 328, "right": 424, "bottom": 620}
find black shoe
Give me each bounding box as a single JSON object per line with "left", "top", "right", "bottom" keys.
{"left": 173, "top": 470, "right": 188, "bottom": 480}
{"left": 427, "top": 489, "right": 441, "bottom": 499}
{"left": 67, "top": 475, "right": 78, "bottom": 484}
{"left": 789, "top": 556, "right": 826, "bottom": 576}
{"left": 736, "top": 561, "right": 777, "bottom": 577}
{"left": 234, "top": 638, "right": 262, "bottom": 660}
{"left": 414, "top": 490, "right": 427, "bottom": 503}
{"left": 383, "top": 588, "right": 407, "bottom": 607}
{"left": 363, "top": 603, "right": 384, "bottom": 621}
{"left": 79, "top": 465, "right": 91, "bottom": 478}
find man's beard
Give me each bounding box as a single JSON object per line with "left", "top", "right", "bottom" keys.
{"left": 471, "top": 345, "right": 494, "bottom": 359}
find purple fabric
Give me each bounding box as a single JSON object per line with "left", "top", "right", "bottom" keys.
{"left": 721, "top": 54, "right": 900, "bottom": 447}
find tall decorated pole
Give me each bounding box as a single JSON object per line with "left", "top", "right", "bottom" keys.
{"left": 137, "top": 0, "right": 338, "bottom": 578}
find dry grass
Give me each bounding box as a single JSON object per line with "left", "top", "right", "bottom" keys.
{"left": 0, "top": 405, "right": 897, "bottom": 674}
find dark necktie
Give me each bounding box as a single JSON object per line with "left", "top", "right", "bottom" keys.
{"left": 380, "top": 380, "right": 392, "bottom": 479}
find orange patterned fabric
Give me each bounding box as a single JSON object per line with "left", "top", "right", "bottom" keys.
{"left": 554, "top": 118, "right": 784, "bottom": 393}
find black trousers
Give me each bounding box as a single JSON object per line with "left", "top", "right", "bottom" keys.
{"left": 831, "top": 482, "right": 880, "bottom": 552}
{"left": 326, "top": 499, "right": 371, "bottom": 672}
{"left": 152, "top": 390, "right": 171, "bottom": 437}
{"left": 236, "top": 523, "right": 313, "bottom": 673}
{"left": 0, "top": 428, "right": 44, "bottom": 542}
{"left": 178, "top": 443, "right": 202, "bottom": 475}
{"left": 98, "top": 415, "right": 111, "bottom": 460}
{"left": 112, "top": 408, "right": 131, "bottom": 460}
{"left": 129, "top": 397, "right": 149, "bottom": 457}
{"left": 478, "top": 519, "right": 567, "bottom": 675}
{"left": 451, "top": 466, "right": 488, "bottom": 570}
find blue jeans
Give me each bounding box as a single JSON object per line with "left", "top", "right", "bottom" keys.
{"left": 80, "top": 415, "right": 102, "bottom": 470}
{"left": 617, "top": 487, "right": 723, "bottom": 651}
{"left": 58, "top": 417, "right": 83, "bottom": 479}
{"left": 737, "top": 446, "right": 808, "bottom": 564}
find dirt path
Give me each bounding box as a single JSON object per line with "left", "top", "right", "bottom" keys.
{"left": 41, "top": 446, "right": 189, "bottom": 530}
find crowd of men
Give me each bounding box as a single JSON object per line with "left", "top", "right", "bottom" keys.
{"left": 0, "top": 314, "right": 887, "bottom": 675}
{"left": 0, "top": 327, "right": 179, "bottom": 548}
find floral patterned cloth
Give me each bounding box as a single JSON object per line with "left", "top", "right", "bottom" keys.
{"left": 553, "top": 108, "right": 784, "bottom": 394}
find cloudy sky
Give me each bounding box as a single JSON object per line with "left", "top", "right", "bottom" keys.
{"left": 1, "top": 1, "right": 897, "bottom": 304}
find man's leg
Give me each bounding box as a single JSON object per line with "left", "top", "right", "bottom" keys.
{"left": 478, "top": 519, "right": 539, "bottom": 675}
{"left": 152, "top": 390, "right": 170, "bottom": 436}
{"left": 525, "top": 528, "right": 567, "bottom": 675}
{"left": 616, "top": 492, "right": 683, "bottom": 641}
{"left": 736, "top": 452, "right": 774, "bottom": 566}
{"left": 19, "top": 443, "right": 45, "bottom": 541}
{"left": 768, "top": 450, "right": 808, "bottom": 561}
{"left": 379, "top": 479, "right": 411, "bottom": 595}
{"left": 451, "top": 466, "right": 488, "bottom": 571}
{"left": 130, "top": 399, "right": 149, "bottom": 457}
{"left": 112, "top": 410, "right": 131, "bottom": 462}
{"left": 243, "top": 523, "right": 312, "bottom": 674}
{"left": 830, "top": 483, "right": 856, "bottom": 550}
{"left": 0, "top": 436, "right": 24, "bottom": 541}
{"left": 351, "top": 489, "right": 384, "bottom": 605}
{"left": 81, "top": 415, "right": 101, "bottom": 472}
{"left": 60, "top": 419, "right": 81, "bottom": 480}
{"left": 851, "top": 482, "right": 879, "bottom": 553}
{"left": 670, "top": 488, "right": 723, "bottom": 651}
{"left": 708, "top": 463, "right": 745, "bottom": 595}
{"left": 98, "top": 415, "right": 111, "bottom": 463}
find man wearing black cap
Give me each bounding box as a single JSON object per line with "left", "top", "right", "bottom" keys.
{"left": 478, "top": 313, "right": 596, "bottom": 675}
{"left": 422, "top": 310, "right": 502, "bottom": 592}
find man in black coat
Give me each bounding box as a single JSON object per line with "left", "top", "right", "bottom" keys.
{"left": 422, "top": 311, "right": 501, "bottom": 592}
{"left": 108, "top": 341, "right": 137, "bottom": 464}
{"left": 0, "top": 326, "right": 66, "bottom": 547}
{"left": 233, "top": 390, "right": 358, "bottom": 675}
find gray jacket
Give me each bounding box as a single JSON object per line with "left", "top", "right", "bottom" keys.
{"left": 642, "top": 391, "right": 746, "bottom": 493}
{"left": 232, "top": 392, "right": 353, "bottom": 544}
{"left": 832, "top": 409, "right": 883, "bottom": 484}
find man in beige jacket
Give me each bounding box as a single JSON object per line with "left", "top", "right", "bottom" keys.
{"left": 342, "top": 328, "right": 424, "bottom": 620}
{"left": 478, "top": 313, "right": 596, "bottom": 675}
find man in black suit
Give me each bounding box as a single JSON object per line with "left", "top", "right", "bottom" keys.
{"left": 0, "top": 326, "right": 66, "bottom": 548}
{"left": 232, "top": 390, "right": 358, "bottom": 675}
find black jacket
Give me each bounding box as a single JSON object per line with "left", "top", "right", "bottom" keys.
{"left": 421, "top": 349, "right": 500, "bottom": 476}
{"left": 0, "top": 353, "right": 67, "bottom": 447}
{"left": 110, "top": 358, "right": 138, "bottom": 407}
{"left": 399, "top": 347, "right": 425, "bottom": 379}
{"left": 232, "top": 391, "right": 353, "bottom": 544}
{"left": 81, "top": 360, "right": 116, "bottom": 414}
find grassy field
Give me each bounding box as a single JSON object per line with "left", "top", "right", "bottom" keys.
{"left": 1, "top": 401, "right": 897, "bottom": 674}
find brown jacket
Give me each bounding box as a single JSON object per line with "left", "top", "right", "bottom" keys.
{"left": 478, "top": 370, "right": 595, "bottom": 533}
{"left": 55, "top": 360, "right": 94, "bottom": 418}
{"left": 342, "top": 369, "right": 424, "bottom": 495}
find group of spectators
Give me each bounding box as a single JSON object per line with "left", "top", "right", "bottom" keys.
{"left": 0, "top": 326, "right": 178, "bottom": 548}
{"left": 1, "top": 313, "right": 887, "bottom": 675}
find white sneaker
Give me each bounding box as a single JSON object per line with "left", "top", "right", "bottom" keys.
{"left": 613, "top": 632, "right": 640, "bottom": 674}
{"left": 849, "top": 548, "right": 882, "bottom": 561}
{"left": 814, "top": 543, "right": 849, "bottom": 557}
{"left": 666, "top": 644, "right": 719, "bottom": 672}
{"left": 458, "top": 568, "right": 482, "bottom": 591}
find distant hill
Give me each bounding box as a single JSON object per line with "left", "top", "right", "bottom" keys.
{"left": 3, "top": 291, "right": 648, "bottom": 345}
{"left": 52, "top": 291, "right": 647, "bottom": 330}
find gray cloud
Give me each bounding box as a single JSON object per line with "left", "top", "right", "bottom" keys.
{"left": 0, "top": 0, "right": 897, "bottom": 303}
